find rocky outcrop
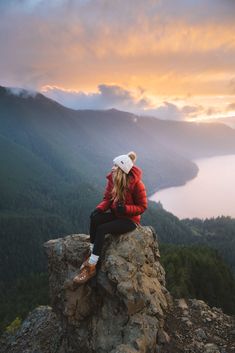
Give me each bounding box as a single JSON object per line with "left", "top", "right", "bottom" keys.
{"left": 1, "top": 225, "right": 234, "bottom": 353}
{"left": 0, "top": 306, "right": 62, "bottom": 353}
{"left": 163, "top": 298, "right": 235, "bottom": 353}
{"left": 43, "top": 225, "right": 172, "bottom": 353}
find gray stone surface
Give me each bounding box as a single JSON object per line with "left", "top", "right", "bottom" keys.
{"left": 0, "top": 306, "right": 62, "bottom": 353}
{"left": 1, "top": 226, "right": 235, "bottom": 353}
{"left": 43, "top": 226, "right": 171, "bottom": 353}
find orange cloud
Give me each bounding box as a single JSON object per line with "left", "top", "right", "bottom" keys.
{"left": 0, "top": 0, "right": 235, "bottom": 100}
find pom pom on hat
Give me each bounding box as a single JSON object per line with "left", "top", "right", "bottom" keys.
{"left": 127, "top": 151, "right": 137, "bottom": 163}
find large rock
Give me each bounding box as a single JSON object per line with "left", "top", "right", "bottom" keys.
{"left": 163, "top": 298, "right": 235, "bottom": 353}
{"left": 43, "top": 225, "right": 172, "bottom": 353}
{"left": 0, "top": 306, "right": 62, "bottom": 353}
{"left": 1, "top": 225, "right": 235, "bottom": 353}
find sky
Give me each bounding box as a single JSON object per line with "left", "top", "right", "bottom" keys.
{"left": 1, "top": 0, "right": 235, "bottom": 123}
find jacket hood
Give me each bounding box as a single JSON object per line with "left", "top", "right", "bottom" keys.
{"left": 106, "top": 165, "right": 142, "bottom": 185}
{"left": 129, "top": 165, "right": 142, "bottom": 183}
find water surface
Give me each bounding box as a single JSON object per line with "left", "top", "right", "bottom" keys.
{"left": 149, "top": 154, "right": 235, "bottom": 219}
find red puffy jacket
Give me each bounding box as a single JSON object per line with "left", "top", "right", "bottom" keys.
{"left": 96, "top": 165, "right": 148, "bottom": 224}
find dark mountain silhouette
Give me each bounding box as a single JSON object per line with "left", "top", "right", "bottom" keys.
{"left": 1, "top": 85, "right": 235, "bottom": 197}
{"left": 0, "top": 86, "right": 198, "bottom": 196}
{"left": 137, "top": 113, "right": 235, "bottom": 159}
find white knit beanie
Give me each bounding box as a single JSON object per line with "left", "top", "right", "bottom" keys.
{"left": 113, "top": 154, "right": 134, "bottom": 174}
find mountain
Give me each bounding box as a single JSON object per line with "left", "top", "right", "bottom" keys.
{"left": 1, "top": 85, "right": 235, "bottom": 196}
{"left": 1, "top": 84, "right": 235, "bottom": 282}
{"left": 137, "top": 113, "right": 235, "bottom": 160}
{"left": 197, "top": 116, "right": 235, "bottom": 129}
{"left": 0, "top": 86, "right": 198, "bottom": 196}
{"left": 1, "top": 85, "right": 235, "bottom": 335}
{"left": 181, "top": 216, "right": 235, "bottom": 274}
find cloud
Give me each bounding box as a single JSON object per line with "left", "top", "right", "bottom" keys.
{"left": 143, "top": 102, "right": 184, "bottom": 120}
{"left": 0, "top": 0, "right": 235, "bottom": 97}
{"left": 6, "top": 86, "right": 37, "bottom": 98}
{"left": 226, "top": 102, "right": 235, "bottom": 112}
{"left": 142, "top": 102, "right": 209, "bottom": 121}
{"left": 42, "top": 84, "right": 151, "bottom": 111}
{"left": 4, "top": 80, "right": 230, "bottom": 123}
{"left": 42, "top": 84, "right": 215, "bottom": 121}
{"left": 228, "top": 78, "right": 235, "bottom": 94}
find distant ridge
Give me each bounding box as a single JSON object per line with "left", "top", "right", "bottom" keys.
{"left": 1, "top": 84, "right": 235, "bottom": 194}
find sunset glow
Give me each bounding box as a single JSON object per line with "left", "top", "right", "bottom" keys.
{"left": 0, "top": 0, "right": 235, "bottom": 124}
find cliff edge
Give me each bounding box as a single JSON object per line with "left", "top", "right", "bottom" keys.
{"left": 43, "top": 225, "right": 172, "bottom": 353}
{"left": 1, "top": 225, "right": 234, "bottom": 353}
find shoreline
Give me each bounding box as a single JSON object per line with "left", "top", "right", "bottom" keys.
{"left": 148, "top": 164, "right": 199, "bottom": 196}
{"left": 148, "top": 154, "right": 235, "bottom": 219}
{"left": 149, "top": 152, "right": 235, "bottom": 197}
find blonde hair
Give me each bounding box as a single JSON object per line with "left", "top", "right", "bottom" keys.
{"left": 111, "top": 151, "right": 137, "bottom": 202}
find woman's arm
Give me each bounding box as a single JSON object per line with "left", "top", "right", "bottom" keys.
{"left": 96, "top": 178, "right": 113, "bottom": 212}
{"left": 124, "top": 180, "right": 148, "bottom": 216}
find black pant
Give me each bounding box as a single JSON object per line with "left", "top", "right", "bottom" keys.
{"left": 89, "top": 212, "right": 137, "bottom": 256}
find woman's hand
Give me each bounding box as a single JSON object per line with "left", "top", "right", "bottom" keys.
{"left": 90, "top": 208, "right": 103, "bottom": 219}
{"left": 116, "top": 202, "right": 126, "bottom": 214}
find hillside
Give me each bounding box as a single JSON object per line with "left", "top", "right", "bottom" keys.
{"left": 181, "top": 216, "right": 235, "bottom": 274}
{"left": 1, "top": 85, "right": 235, "bottom": 336}
{"left": 138, "top": 113, "right": 235, "bottom": 160}
{"left": 0, "top": 86, "right": 200, "bottom": 195}
{"left": 1, "top": 85, "right": 235, "bottom": 281}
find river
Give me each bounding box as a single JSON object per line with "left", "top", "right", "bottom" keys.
{"left": 149, "top": 154, "right": 235, "bottom": 219}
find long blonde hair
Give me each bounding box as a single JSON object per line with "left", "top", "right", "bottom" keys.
{"left": 111, "top": 151, "right": 137, "bottom": 203}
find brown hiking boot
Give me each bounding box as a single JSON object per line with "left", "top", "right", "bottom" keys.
{"left": 73, "top": 262, "right": 96, "bottom": 285}
{"left": 80, "top": 250, "right": 91, "bottom": 270}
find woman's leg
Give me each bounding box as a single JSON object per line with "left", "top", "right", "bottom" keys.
{"left": 73, "top": 216, "right": 136, "bottom": 286}
{"left": 89, "top": 212, "right": 116, "bottom": 244}
{"left": 78, "top": 212, "right": 116, "bottom": 270}
{"left": 93, "top": 218, "right": 137, "bottom": 256}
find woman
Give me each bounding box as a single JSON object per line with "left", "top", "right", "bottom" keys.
{"left": 73, "top": 151, "right": 148, "bottom": 285}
